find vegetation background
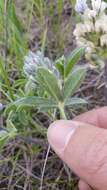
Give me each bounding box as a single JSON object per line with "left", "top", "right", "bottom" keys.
{"left": 0, "top": 0, "right": 105, "bottom": 189}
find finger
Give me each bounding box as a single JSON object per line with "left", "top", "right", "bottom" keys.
{"left": 78, "top": 180, "right": 91, "bottom": 190}
{"left": 47, "top": 120, "right": 107, "bottom": 190}
{"left": 74, "top": 106, "right": 107, "bottom": 129}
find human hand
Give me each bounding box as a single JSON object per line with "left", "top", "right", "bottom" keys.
{"left": 47, "top": 107, "right": 107, "bottom": 190}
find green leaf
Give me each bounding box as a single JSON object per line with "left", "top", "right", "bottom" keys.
{"left": 13, "top": 79, "right": 26, "bottom": 88}
{"left": 0, "top": 137, "right": 8, "bottom": 151}
{"left": 55, "top": 56, "right": 65, "bottom": 78}
{"left": 63, "top": 67, "right": 86, "bottom": 101}
{"left": 65, "top": 47, "right": 85, "bottom": 77}
{"left": 7, "top": 0, "right": 23, "bottom": 33}
{"left": 65, "top": 97, "right": 87, "bottom": 107}
{"left": 6, "top": 119, "right": 17, "bottom": 135}
{"left": 6, "top": 97, "right": 57, "bottom": 113}
{"left": 0, "top": 120, "right": 17, "bottom": 151}
{"left": 18, "top": 111, "right": 29, "bottom": 126}
{"left": 37, "top": 68, "right": 62, "bottom": 102}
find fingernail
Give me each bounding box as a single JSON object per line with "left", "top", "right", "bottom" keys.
{"left": 47, "top": 120, "right": 79, "bottom": 152}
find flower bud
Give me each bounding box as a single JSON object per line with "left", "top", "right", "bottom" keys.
{"left": 23, "top": 51, "right": 59, "bottom": 80}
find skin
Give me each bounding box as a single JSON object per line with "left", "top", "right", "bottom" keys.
{"left": 47, "top": 106, "right": 107, "bottom": 190}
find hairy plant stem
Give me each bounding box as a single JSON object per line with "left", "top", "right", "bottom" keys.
{"left": 59, "top": 103, "right": 67, "bottom": 119}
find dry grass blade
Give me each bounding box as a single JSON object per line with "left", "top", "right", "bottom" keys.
{"left": 40, "top": 144, "right": 51, "bottom": 190}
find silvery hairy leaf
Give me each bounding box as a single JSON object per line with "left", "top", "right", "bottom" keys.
{"left": 65, "top": 47, "right": 85, "bottom": 77}
{"left": 6, "top": 97, "right": 57, "bottom": 112}
{"left": 65, "top": 97, "right": 87, "bottom": 107}
{"left": 63, "top": 67, "right": 86, "bottom": 101}
{"left": 37, "top": 68, "right": 62, "bottom": 102}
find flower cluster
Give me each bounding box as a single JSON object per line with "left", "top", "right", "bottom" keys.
{"left": 74, "top": 0, "right": 107, "bottom": 61}
{"left": 24, "top": 51, "right": 59, "bottom": 78}
{"left": 24, "top": 51, "right": 53, "bottom": 78}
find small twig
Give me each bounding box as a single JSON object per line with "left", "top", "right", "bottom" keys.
{"left": 23, "top": 152, "right": 31, "bottom": 190}
{"left": 17, "top": 163, "right": 40, "bottom": 181}
{"left": 63, "top": 163, "right": 71, "bottom": 182}
{"left": 40, "top": 144, "right": 51, "bottom": 190}
{"left": 8, "top": 150, "right": 21, "bottom": 190}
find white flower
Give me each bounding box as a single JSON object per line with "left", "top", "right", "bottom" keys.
{"left": 85, "top": 41, "right": 95, "bottom": 53}
{"left": 83, "top": 9, "right": 97, "bottom": 20}
{"left": 76, "top": 37, "right": 95, "bottom": 53}
{"left": 100, "top": 34, "right": 107, "bottom": 46}
{"left": 95, "top": 14, "right": 107, "bottom": 32}
{"left": 75, "top": 0, "right": 88, "bottom": 13}
{"left": 84, "top": 21, "right": 94, "bottom": 32}
{"left": 73, "top": 23, "right": 87, "bottom": 37}
{"left": 74, "top": 0, "right": 107, "bottom": 60}
{"left": 91, "top": 0, "right": 107, "bottom": 12}
{"left": 76, "top": 37, "right": 87, "bottom": 46}
{"left": 101, "top": 1, "right": 107, "bottom": 12}
{"left": 95, "top": 18, "right": 103, "bottom": 32}
{"left": 74, "top": 21, "right": 94, "bottom": 38}
{"left": 91, "top": 0, "right": 101, "bottom": 11}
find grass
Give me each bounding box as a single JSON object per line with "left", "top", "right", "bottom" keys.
{"left": 0, "top": 0, "right": 105, "bottom": 190}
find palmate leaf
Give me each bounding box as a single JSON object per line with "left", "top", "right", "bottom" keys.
{"left": 63, "top": 67, "right": 86, "bottom": 101}
{"left": 65, "top": 47, "right": 85, "bottom": 78}
{"left": 6, "top": 97, "right": 57, "bottom": 113}
{"left": 37, "top": 68, "right": 62, "bottom": 102}
{"left": 65, "top": 97, "right": 87, "bottom": 107}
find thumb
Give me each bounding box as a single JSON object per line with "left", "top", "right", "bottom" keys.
{"left": 47, "top": 120, "right": 107, "bottom": 190}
